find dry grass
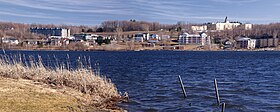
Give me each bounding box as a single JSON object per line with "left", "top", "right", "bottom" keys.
{"left": 0, "top": 77, "right": 103, "bottom": 112}
{"left": 0, "top": 54, "right": 123, "bottom": 111}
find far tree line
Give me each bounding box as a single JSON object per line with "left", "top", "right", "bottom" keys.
{"left": 0, "top": 20, "right": 279, "bottom": 40}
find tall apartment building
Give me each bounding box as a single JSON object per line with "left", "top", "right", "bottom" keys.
{"left": 178, "top": 32, "right": 209, "bottom": 45}
{"left": 30, "top": 28, "right": 70, "bottom": 38}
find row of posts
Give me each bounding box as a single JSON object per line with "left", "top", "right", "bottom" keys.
{"left": 178, "top": 75, "right": 226, "bottom": 112}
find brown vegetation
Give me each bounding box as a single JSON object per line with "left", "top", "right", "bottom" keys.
{"left": 0, "top": 78, "right": 101, "bottom": 112}
{"left": 0, "top": 54, "right": 124, "bottom": 111}
{"left": 100, "top": 20, "right": 176, "bottom": 32}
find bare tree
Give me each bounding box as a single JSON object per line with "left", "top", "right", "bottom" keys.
{"left": 141, "top": 24, "right": 150, "bottom": 32}
{"left": 115, "top": 27, "right": 123, "bottom": 42}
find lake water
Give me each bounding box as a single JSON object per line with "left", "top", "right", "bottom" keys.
{"left": 2, "top": 50, "right": 280, "bottom": 112}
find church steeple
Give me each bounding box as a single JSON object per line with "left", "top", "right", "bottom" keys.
{"left": 224, "top": 16, "right": 228, "bottom": 23}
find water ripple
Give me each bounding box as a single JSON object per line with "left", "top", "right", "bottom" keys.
{"left": 3, "top": 50, "right": 280, "bottom": 112}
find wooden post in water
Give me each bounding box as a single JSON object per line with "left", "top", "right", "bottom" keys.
{"left": 178, "top": 75, "right": 187, "bottom": 98}
{"left": 221, "top": 102, "right": 226, "bottom": 112}
{"left": 97, "top": 63, "right": 100, "bottom": 75}
{"left": 214, "top": 79, "right": 220, "bottom": 105}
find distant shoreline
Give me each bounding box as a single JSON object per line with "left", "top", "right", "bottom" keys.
{"left": 1, "top": 47, "right": 279, "bottom": 52}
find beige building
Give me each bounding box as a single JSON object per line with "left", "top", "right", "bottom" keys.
{"left": 244, "top": 24, "right": 253, "bottom": 30}
{"left": 191, "top": 25, "right": 207, "bottom": 31}
{"left": 214, "top": 21, "right": 241, "bottom": 30}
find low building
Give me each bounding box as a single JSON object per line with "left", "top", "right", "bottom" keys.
{"left": 2, "top": 37, "right": 19, "bottom": 45}
{"left": 251, "top": 35, "right": 278, "bottom": 48}
{"left": 23, "top": 39, "right": 50, "bottom": 46}
{"left": 134, "top": 33, "right": 150, "bottom": 42}
{"left": 134, "top": 33, "right": 144, "bottom": 42}
{"left": 191, "top": 25, "right": 207, "bottom": 31}
{"left": 148, "top": 34, "right": 160, "bottom": 43}
{"left": 73, "top": 34, "right": 92, "bottom": 41}
{"left": 134, "top": 34, "right": 144, "bottom": 42}
{"left": 86, "top": 34, "right": 98, "bottom": 40}
{"left": 49, "top": 38, "right": 70, "bottom": 46}
{"left": 30, "top": 28, "right": 70, "bottom": 38}
{"left": 236, "top": 37, "right": 256, "bottom": 49}
{"left": 178, "top": 32, "right": 208, "bottom": 45}
{"left": 244, "top": 24, "right": 253, "bottom": 30}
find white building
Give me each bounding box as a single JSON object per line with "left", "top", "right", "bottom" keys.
{"left": 134, "top": 33, "right": 144, "bottom": 42}
{"left": 191, "top": 17, "right": 253, "bottom": 31}
{"left": 215, "top": 21, "right": 241, "bottom": 30}
{"left": 178, "top": 32, "right": 209, "bottom": 45}
{"left": 143, "top": 33, "right": 150, "bottom": 40}
{"left": 73, "top": 33, "right": 99, "bottom": 41}
{"left": 244, "top": 24, "right": 253, "bottom": 30}
{"left": 236, "top": 37, "right": 256, "bottom": 49}
{"left": 86, "top": 34, "right": 98, "bottom": 40}
{"left": 148, "top": 34, "right": 160, "bottom": 43}
{"left": 2, "top": 37, "right": 19, "bottom": 45}
{"left": 30, "top": 28, "right": 70, "bottom": 38}
{"left": 191, "top": 25, "right": 207, "bottom": 31}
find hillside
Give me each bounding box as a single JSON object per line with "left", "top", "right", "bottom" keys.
{"left": 0, "top": 54, "right": 125, "bottom": 112}
{"left": 0, "top": 78, "right": 107, "bottom": 112}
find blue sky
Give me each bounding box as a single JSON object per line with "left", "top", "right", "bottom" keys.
{"left": 0, "top": 0, "right": 279, "bottom": 25}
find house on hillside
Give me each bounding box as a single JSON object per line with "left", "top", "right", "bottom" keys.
{"left": 134, "top": 33, "right": 150, "bottom": 42}
{"left": 2, "top": 37, "right": 19, "bottom": 45}
{"left": 148, "top": 34, "right": 160, "bottom": 43}
{"left": 134, "top": 33, "right": 144, "bottom": 42}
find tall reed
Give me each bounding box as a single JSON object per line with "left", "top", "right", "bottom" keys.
{"left": 0, "top": 54, "right": 120, "bottom": 102}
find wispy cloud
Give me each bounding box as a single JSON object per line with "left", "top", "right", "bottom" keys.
{"left": 0, "top": 10, "right": 60, "bottom": 19}
{"left": 0, "top": 0, "right": 278, "bottom": 25}
{"left": 231, "top": 17, "right": 280, "bottom": 22}
{"left": 210, "top": 0, "right": 260, "bottom": 4}
{"left": 126, "top": 0, "right": 217, "bottom": 22}
{"left": 0, "top": 0, "right": 133, "bottom": 15}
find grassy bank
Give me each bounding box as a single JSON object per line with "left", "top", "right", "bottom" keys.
{"left": 0, "top": 78, "right": 100, "bottom": 111}
{"left": 0, "top": 54, "right": 124, "bottom": 111}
